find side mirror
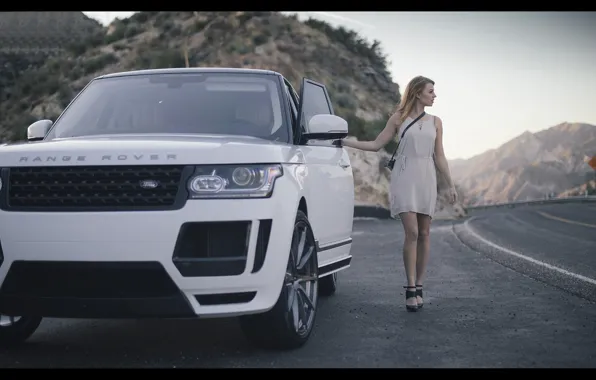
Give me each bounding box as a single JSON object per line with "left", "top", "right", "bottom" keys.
{"left": 27, "top": 119, "right": 53, "bottom": 142}
{"left": 303, "top": 114, "right": 348, "bottom": 141}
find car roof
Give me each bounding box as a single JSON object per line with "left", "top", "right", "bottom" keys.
{"left": 96, "top": 67, "right": 282, "bottom": 80}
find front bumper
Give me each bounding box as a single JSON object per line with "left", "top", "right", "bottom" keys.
{"left": 0, "top": 175, "right": 300, "bottom": 319}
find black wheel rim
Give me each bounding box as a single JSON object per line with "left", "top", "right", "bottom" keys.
{"left": 0, "top": 315, "right": 22, "bottom": 328}
{"left": 284, "top": 220, "right": 318, "bottom": 337}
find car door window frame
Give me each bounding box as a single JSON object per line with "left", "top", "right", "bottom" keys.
{"left": 283, "top": 78, "right": 301, "bottom": 143}
{"left": 302, "top": 79, "right": 335, "bottom": 119}
{"left": 295, "top": 78, "right": 336, "bottom": 146}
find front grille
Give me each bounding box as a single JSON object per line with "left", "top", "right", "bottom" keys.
{"left": 2, "top": 165, "right": 190, "bottom": 211}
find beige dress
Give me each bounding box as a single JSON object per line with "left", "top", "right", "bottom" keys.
{"left": 389, "top": 115, "right": 438, "bottom": 219}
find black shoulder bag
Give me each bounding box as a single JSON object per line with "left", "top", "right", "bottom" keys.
{"left": 385, "top": 112, "right": 425, "bottom": 170}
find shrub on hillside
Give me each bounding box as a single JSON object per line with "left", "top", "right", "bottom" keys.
{"left": 303, "top": 18, "right": 389, "bottom": 74}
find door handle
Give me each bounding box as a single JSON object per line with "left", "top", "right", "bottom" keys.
{"left": 339, "top": 161, "right": 350, "bottom": 168}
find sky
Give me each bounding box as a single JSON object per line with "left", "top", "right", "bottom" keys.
{"left": 83, "top": 11, "right": 596, "bottom": 160}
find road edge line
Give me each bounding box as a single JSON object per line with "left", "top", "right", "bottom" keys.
{"left": 535, "top": 211, "right": 596, "bottom": 229}
{"left": 462, "top": 217, "right": 596, "bottom": 286}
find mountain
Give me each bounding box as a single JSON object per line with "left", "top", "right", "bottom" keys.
{"left": 450, "top": 122, "right": 596, "bottom": 205}
{"left": 0, "top": 12, "right": 103, "bottom": 102}
{"left": 0, "top": 12, "right": 101, "bottom": 49}
{"left": 0, "top": 11, "right": 466, "bottom": 218}
{"left": 0, "top": 11, "right": 399, "bottom": 140}
{"left": 558, "top": 179, "right": 596, "bottom": 197}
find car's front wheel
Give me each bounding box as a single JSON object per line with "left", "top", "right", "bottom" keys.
{"left": 0, "top": 314, "right": 43, "bottom": 348}
{"left": 239, "top": 210, "right": 319, "bottom": 350}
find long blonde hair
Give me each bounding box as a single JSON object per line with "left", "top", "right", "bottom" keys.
{"left": 392, "top": 75, "right": 435, "bottom": 125}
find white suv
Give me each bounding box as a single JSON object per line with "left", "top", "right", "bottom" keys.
{"left": 0, "top": 68, "right": 354, "bottom": 350}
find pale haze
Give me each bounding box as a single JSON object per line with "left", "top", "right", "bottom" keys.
{"left": 83, "top": 11, "right": 596, "bottom": 160}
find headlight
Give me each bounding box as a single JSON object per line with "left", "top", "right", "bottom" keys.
{"left": 187, "top": 164, "right": 283, "bottom": 199}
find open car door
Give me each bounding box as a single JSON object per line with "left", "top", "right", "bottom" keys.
{"left": 295, "top": 78, "right": 354, "bottom": 267}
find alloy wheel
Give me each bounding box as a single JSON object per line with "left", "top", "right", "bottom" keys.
{"left": 284, "top": 220, "right": 318, "bottom": 337}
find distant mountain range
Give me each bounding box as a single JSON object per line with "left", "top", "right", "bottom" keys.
{"left": 449, "top": 122, "right": 596, "bottom": 205}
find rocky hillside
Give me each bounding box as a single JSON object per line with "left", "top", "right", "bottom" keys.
{"left": 0, "top": 11, "right": 466, "bottom": 217}
{"left": 0, "top": 12, "right": 102, "bottom": 103}
{"left": 0, "top": 12, "right": 399, "bottom": 141}
{"left": 450, "top": 122, "right": 596, "bottom": 205}
{"left": 558, "top": 179, "right": 596, "bottom": 197}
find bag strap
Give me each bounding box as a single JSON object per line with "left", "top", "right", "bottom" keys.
{"left": 388, "top": 112, "right": 425, "bottom": 162}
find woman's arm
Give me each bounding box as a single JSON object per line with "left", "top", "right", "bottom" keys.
{"left": 341, "top": 113, "right": 400, "bottom": 152}
{"left": 433, "top": 117, "right": 457, "bottom": 201}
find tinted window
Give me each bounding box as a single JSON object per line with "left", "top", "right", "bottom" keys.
{"left": 45, "top": 73, "right": 289, "bottom": 142}
{"left": 301, "top": 81, "right": 332, "bottom": 131}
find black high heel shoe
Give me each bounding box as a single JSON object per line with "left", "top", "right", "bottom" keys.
{"left": 404, "top": 286, "right": 418, "bottom": 312}
{"left": 416, "top": 285, "right": 423, "bottom": 309}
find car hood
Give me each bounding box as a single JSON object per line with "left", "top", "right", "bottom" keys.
{"left": 0, "top": 134, "right": 302, "bottom": 166}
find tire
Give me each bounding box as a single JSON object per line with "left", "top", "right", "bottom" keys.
{"left": 0, "top": 315, "right": 43, "bottom": 348}
{"left": 319, "top": 272, "right": 338, "bottom": 297}
{"left": 239, "top": 210, "right": 319, "bottom": 350}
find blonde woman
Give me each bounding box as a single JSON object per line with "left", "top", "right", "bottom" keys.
{"left": 336, "top": 76, "right": 457, "bottom": 312}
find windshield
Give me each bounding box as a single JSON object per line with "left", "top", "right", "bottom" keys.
{"left": 45, "top": 72, "right": 289, "bottom": 142}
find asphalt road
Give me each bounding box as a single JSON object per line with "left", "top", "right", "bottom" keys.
{"left": 1, "top": 203, "right": 595, "bottom": 368}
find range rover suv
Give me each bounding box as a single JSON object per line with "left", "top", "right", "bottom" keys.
{"left": 0, "top": 68, "right": 354, "bottom": 350}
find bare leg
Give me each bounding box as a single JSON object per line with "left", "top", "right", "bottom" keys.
{"left": 415, "top": 214, "right": 432, "bottom": 306}
{"left": 399, "top": 212, "right": 418, "bottom": 308}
